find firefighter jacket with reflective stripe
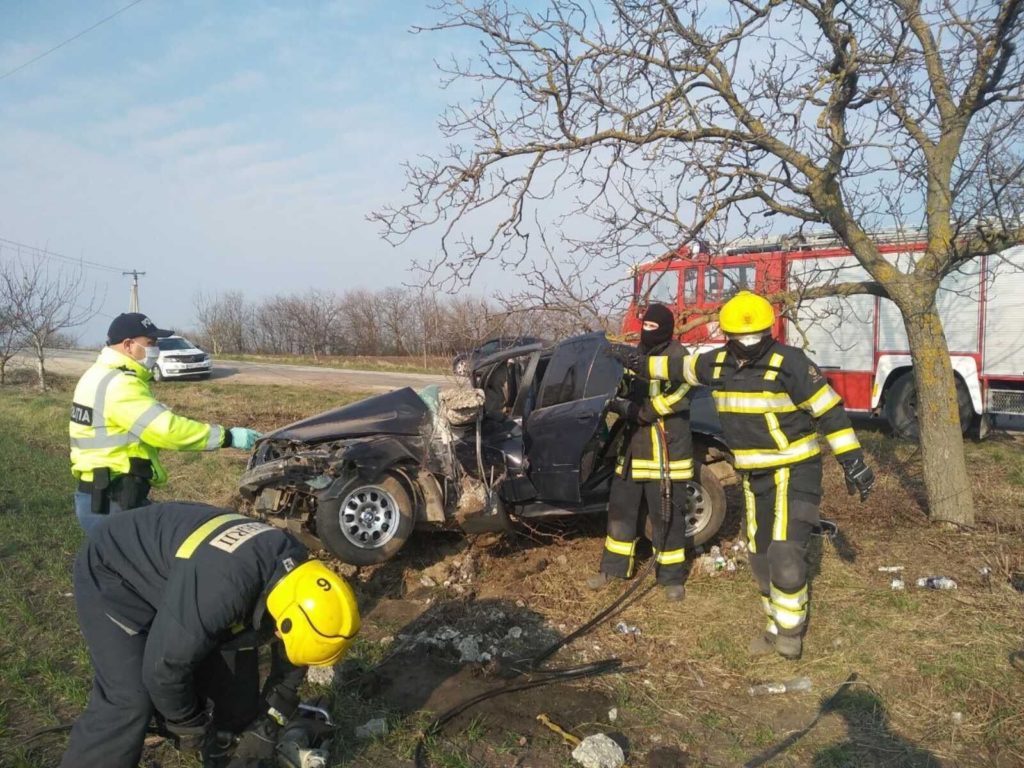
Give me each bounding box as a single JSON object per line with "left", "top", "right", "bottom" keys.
{"left": 647, "top": 341, "right": 863, "bottom": 471}
{"left": 69, "top": 348, "right": 225, "bottom": 485}
{"left": 78, "top": 502, "right": 308, "bottom": 722}
{"left": 618, "top": 340, "right": 694, "bottom": 481}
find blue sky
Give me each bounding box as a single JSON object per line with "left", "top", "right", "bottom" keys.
{"left": 0, "top": 0, "right": 486, "bottom": 344}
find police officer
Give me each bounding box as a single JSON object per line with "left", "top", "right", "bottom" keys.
{"left": 589, "top": 304, "right": 693, "bottom": 602}
{"left": 60, "top": 502, "right": 360, "bottom": 768}
{"left": 610, "top": 292, "right": 874, "bottom": 659}
{"left": 70, "top": 313, "right": 261, "bottom": 533}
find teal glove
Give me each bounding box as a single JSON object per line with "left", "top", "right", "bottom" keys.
{"left": 228, "top": 427, "right": 261, "bottom": 450}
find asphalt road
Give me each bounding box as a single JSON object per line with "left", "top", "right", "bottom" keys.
{"left": 25, "top": 349, "right": 451, "bottom": 392}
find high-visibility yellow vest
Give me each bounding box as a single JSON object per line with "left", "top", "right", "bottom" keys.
{"left": 69, "top": 348, "right": 224, "bottom": 485}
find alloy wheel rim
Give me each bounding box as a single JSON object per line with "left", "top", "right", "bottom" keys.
{"left": 339, "top": 485, "right": 399, "bottom": 549}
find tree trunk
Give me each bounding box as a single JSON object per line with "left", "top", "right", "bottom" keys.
{"left": 902, "top": 301, "right": 975, "bottom": 526}
{"left": 33, "top": 340, "right": 47, "bottom": 390}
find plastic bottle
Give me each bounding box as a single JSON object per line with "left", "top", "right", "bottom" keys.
{"left": 916, "top": 576, "right": 957, "bottom": 590}
{"left": 748, "top": 676, "right": 812, "bottom": 696}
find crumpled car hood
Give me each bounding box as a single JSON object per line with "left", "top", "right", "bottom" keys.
{"left": 261, "top": 387, "right": 431, "bottom": 444}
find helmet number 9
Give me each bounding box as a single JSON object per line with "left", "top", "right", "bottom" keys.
{"left": 316, "top": 577, "right": 332, "bottom": 592}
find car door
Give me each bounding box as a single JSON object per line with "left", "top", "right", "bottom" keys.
{"left": 524, "top": 333, "right": 619, "bottom": 503}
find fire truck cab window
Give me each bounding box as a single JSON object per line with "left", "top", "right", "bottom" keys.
{"left": 644, "top": 269, "right": 678, "bottom": 305}
{"left": 682, "top": 268, "right": 698, "bottom": 305}
{"left": 705, "top": 263, "right": 756, "bottom": 301}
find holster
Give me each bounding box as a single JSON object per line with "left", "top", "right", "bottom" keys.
{"left": 87, "top": 468, "right": 111, "bottom": 516}
{"left": 78, "top": 459, "right": 153, "bottom": 515}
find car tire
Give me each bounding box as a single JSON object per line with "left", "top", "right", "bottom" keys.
{"left": 153, "top": 365, "right": 165, "bottom": 382}
{"left": 643, "top": 462, "right": 728, "bottom": 548}
{"left": 316, "top": 472, "right": 415, "bottom": 566}
{"left": 885, "top": 371, "right": 973, "bottom": 440}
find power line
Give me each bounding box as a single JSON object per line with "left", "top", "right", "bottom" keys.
{"left": 0, "top": 0, "right": 148, "bottom": 82}
{"left": 0, "top": 236, "right": 127, "bottom": 274}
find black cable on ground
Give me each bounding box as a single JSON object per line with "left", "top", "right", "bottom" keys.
{"left": 17, "top": 722, "right": 76, "bottom": 746}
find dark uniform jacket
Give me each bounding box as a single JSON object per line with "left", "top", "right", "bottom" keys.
{"left": 618, "top": 339, "right": 694, "bottom": 481}
{"left": 647, "top": 340, "right": 863, "bottom": 472}
{"left": 76, "top": 503, "right": 308, "bottom": 721}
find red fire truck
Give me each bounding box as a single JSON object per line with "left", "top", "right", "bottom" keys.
{"left": 622, "top": 231, "right": 1024, "bottom": 437}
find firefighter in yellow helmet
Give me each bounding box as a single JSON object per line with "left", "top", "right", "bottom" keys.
{"left": 60, "top": 502, "right": 360, "bottom": 768}
{"left": 70, "top": 313, "right": 261, "bottom": 534}
{"left": 609, "top": 291, "right": 874, "bottom": 660}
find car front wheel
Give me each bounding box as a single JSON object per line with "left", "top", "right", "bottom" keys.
{"left": 153, "top": 365, "right": 165, "bottom": 382}
{"left": 643, "top": 462, "right": 728, "bottom": 548}
{"left": 316, "top": 472, "right": 415, "bottom": 565}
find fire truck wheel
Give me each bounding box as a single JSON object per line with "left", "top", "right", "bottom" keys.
{"left": 885, "top": 371, "right": 974, "bottom": 440}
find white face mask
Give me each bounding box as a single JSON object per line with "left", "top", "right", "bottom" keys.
{"left": 130, "top": 341, "right": 160, "bottom": 370}
{"left": 730, "top": 333, "right": 766, "bottom": 347}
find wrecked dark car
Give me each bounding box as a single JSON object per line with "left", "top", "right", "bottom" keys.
{"left": 239, "top": 333, "right": 738, "bottom": 565}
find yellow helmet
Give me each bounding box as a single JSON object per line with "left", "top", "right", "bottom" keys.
{"left": 266, "top": 560, "right": 360, "bottom": 667}
{"left": 719, "top": 291, "right": 775, "bottom": 334}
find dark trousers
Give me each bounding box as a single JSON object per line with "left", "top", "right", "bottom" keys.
{"left": 60, "top": 568, "right": 153, "bottom": 768}
{"left": 60, "top": 577, "right": 263, "bottom": 768}
{"left": 600, "top": 474, "right": 689, "bottom": 585}
{"left": 742, "top": 459, "right": 821, "bottom": 637}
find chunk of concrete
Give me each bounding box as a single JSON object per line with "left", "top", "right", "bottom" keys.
{"left": 571, "top": 733, "right": 625, "bottom": 768}
{"left": 355, "top": 717, "right": 389, "bottom": 740}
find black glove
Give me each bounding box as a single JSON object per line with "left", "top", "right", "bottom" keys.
{"left": 607, "top": 398, "right": 640, "bottom": 421}
{"left": 841, "top": 457, "right": 875, "bottom": 501}
{"left": 166, "top": 701, "right": 215, "bottom": 755}
{"left": 232, "top": 716, "right": 279, "bottom": 761}
{"left": 605, "top": 343, "right": 646, "bottom": 374}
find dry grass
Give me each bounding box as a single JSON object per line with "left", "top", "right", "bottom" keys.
{"left": 1, "top": 375, "right": 1022, "bottom": 767}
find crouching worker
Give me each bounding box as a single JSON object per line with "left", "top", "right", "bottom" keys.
{"left": 609, "top": 291, "right": 874, "bottom": 659}
{"left": 589, "top": 304, "right": 694, "bottom": 602}
{"left": 60, "top": 502, "right": 360, "bottom": 768}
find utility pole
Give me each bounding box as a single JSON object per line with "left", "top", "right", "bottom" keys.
{"left": 123, "top": 270, "right": 145, "bottom": 312}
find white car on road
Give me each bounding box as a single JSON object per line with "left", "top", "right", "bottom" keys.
{"left": 154, "top": 335, "right": 212, "bottom": 381}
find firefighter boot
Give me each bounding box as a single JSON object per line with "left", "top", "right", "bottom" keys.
{"left": 775, "top": 634, "right": 803, "bottom": 660}
{"left": 748, "top": 630, "right": 776, "bottom": 656}
{"left": 662, "top": 584, "right": 685, "bottom": 602}
{"left": 586, "top": 572, "right": 618, "bottom": 590}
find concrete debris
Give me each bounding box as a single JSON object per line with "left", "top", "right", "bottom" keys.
{"left": 440, "top": 388, "right": 484, "bottom": 426}
{"left": 305, "top": 664, "right": 336, "bottom": 687}
{"left": 456, "top": 635, "right": 482, "bottom": 663}
{"left": 607, "top": 707, "right": 618, "bottom": 723}
{"left": 571, "top": 733, "right": 625, "bottom": 768}
{"left": 420, "top": 575, "right": 437, "bottom": 588}
{"left": 354, "top": 718, "right": 389, "bottom": 740}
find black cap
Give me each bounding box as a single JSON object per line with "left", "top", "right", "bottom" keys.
{"left": 106, "top": 313, "right": 173, "bottom": 345}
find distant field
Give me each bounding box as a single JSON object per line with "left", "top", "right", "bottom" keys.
{"left": 217, "top": 352, "right": 451, "bottom": 375}
{"left": 1, "top": 371, "right": 1022, "bottom": 767}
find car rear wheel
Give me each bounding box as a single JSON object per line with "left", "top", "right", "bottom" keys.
{"left": 643, "top": 462, "right": 728, "bottom": 548}
{"left": 316, "top": 472, "right": 415, "bottom": 565}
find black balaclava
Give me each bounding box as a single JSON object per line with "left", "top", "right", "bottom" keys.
{"left": 640, "top": 303, "right": 674, "bottom": 352}
{"left": 727, "top": 332, "right": 774, "bottom": 362}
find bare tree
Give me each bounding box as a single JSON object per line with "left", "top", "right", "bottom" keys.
{"left": 0, "top": 254, "right": 99, "bottom": 389}
{"left": 374, "top": 0, "right": 1024, "bottom": 526}
{"left": 0, "top": 268, "right": 27, "bottom": 384}
{"left": 193, "top": 291, "right": 251, "bottom": 354}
